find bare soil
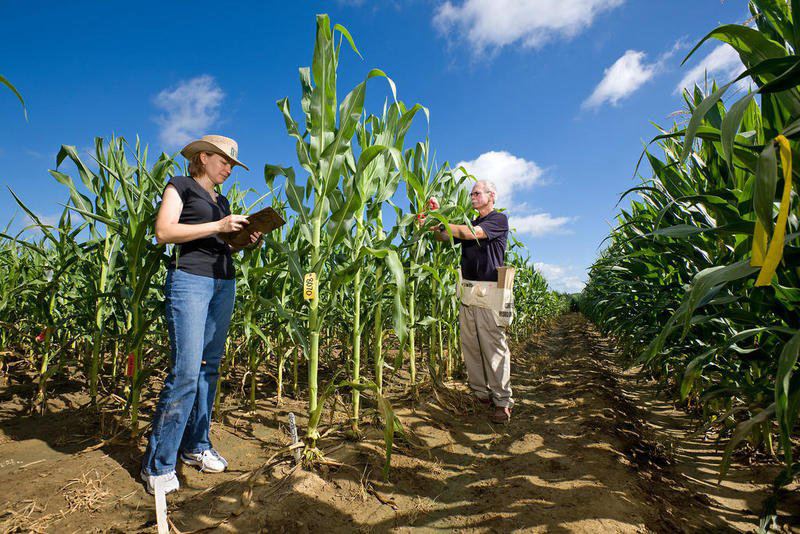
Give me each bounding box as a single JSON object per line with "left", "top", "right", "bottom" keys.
{"left": 1, "top": 314, "right": 798, "bottom": 533}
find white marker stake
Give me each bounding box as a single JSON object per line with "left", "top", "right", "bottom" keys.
{"left": 288, "top": 412, "right": 301, "bottom": 464}
{"left": 155, "top": 481, "right": 168, "bottom": 534}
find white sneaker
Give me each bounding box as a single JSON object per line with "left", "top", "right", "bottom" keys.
{"left": 140, "top": 470, "right": 180, "bottom": 495}
{"left": 180, "top": 448, "right": 228, "bottom": 473}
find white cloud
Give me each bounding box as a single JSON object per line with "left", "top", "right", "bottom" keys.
{"left": 509, "top": 213, "right": 573, "bottom": 236}
{"left": 14, "top": 211, "right": 62, "bottom": 237}
{"left": 434, "top": 0, "right": 625, "bottom": 54}
{"left": 30, "top": 212, "right": 60, "bottom": 228}
{"left": 583, "top": 50, "right": 658, "bottom": 109}
{"left": 154, "top": 75, "right": 224, "bottom": 148}
{"left": 534, "top": 262, "right": 586, "bottom": 293}
{"left": 676, "top": 44, "right": 749, "bottom": 95}
{"left": 454, "top": 150, "right": 544, "bottom": 210}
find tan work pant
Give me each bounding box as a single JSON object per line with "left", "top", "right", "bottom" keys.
{"left": 459, "top": 303, "right": 513, "bottom": 408}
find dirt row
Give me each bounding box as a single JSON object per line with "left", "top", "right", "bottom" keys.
{"left": 0, "top": 314, "right": 797, "bottom": 532}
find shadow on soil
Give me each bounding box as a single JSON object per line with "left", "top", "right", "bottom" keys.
{"left": 2, "top": 314, "right": 798, "bottom": 533}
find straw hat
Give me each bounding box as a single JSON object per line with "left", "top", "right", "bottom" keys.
{"left": 180, "top": 135, "right": 249, "bottom": 171}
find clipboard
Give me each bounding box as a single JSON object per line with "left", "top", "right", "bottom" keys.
{"left": 219, "top": 207, "right": 286, "bottom": 248}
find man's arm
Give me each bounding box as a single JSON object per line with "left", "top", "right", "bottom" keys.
{"left": 427, "top": 196, "right": 488, "bottom": 242}
{"left": 432, "top": 223, "right": 487, "bottom": 241}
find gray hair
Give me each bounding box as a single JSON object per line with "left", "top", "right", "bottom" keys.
{"left": 475, "top": 180, "right": 497, "bottom": 195}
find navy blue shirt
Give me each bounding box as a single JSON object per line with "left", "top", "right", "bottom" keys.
{"left": 455, "top": 210, "right": 508, "bottom": 281}
{"left": 166, "top": 176, "right": 234, "bottom": 279}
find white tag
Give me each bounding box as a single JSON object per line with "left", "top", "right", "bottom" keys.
{"left": 155, "top": 482, "right": 169, "bottom": 534}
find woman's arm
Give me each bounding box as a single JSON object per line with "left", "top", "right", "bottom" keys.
{"left": 155, "top": 185, "right": 250, "bottom": 245}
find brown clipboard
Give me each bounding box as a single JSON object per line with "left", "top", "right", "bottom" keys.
{"left": 219, "top": 207, "right": 286, "bottom": 248}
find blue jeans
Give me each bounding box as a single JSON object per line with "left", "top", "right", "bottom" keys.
{"left": 141, "top": 269, "right": 235, "bottom": 476}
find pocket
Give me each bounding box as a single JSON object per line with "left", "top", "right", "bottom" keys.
{"left": 492, "top": 308, "right": 514, "bottom": 327}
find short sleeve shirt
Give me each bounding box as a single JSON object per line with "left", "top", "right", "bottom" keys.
{"left": 455, "top": 210, "right": 509, "bottom": 281}
{"left": 166, "top": 176, "right": 234, "bottom": 279}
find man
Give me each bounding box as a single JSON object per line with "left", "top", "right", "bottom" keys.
{"left": 429, "top": 180, "right": 513, "bottom": 424}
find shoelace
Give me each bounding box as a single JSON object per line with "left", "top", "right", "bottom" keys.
{"left": 205, "top": 448, "right": 227, "bottom": 465}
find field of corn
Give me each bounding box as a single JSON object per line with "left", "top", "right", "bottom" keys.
{"left": 582, "top": 1, "right": 800, "bottom": 528}
{"left": 3, "top": 4, "right": 800, "bottom": 533}
{"left": 0, "top": 14, "right": 566, "bottom": 464}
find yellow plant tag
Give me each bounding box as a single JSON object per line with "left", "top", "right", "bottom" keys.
{"left": 750, "top": 220, "right": 767, "bottom": 267}
{"left": 755, "top": 134, "right": 793, "bottom": 287}
{"left": 303, "top": 272, "right": 317, "bottom": 300}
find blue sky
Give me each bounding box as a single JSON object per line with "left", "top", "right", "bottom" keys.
{"left": 1, "top": 0, "right": 749, "bottom": 292}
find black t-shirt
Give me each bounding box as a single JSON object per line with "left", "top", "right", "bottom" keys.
{"left": 455, "top": 210, "right": 509, "bottom": 282}
{"left": 166, "top": 176, "right": 234, "bottom": 279}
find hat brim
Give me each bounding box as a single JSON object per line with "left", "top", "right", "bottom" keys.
{"left": 181, "top": 140, "right": 250, "bottom": 171}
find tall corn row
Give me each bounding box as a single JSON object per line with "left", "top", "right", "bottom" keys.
{"left": 583, "top": 0, "right": 800, "bottom": 523}
{"left": 51, "top": 138, "right": 175, "bottom": 431}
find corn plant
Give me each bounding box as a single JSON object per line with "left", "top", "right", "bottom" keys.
{"left": 49, "top": 140, "right": 129, "bottom": 404}
{"left": 396, "top": 139, "right": 472, "bottom": 388}
{"left": 265, "top": 14, "right": 401, "bottom": 448}
{"left": 342, "top": 100, "right": 424, "bottom": 432}
{"left": 4, "top": 194, "right": 87, "bottom": 413}
{"left": 54, "top": 137, "right": 176, "bottom": 432}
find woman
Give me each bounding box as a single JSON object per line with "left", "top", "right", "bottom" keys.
{"left": 140, "top": 135, "right": 260, "bottom": 495}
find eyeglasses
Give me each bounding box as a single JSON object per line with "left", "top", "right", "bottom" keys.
{"left": 470, "top": 191, "right": 487, "bottom": 197}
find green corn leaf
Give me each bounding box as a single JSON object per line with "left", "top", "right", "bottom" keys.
{"left": 384, "top": 249, "right": 407, "bottom": 345}
{"left": 276, "top": 98, "right": 312, "bottom": 171}
{"left": 56, "top": 145, "right": 100, "bottom": 195}
{"left": 681, "top": 327, "right": 771, "bottom": 400}
{"left": 310, "top": 14, "right": 337, "bottom": 164}
{"left": 8, "top": 188, "right": 60, "bottom": 246}
{"left": 648, "top": 224, "right": 708, "bottom": 238}
{"left": 332, "top": 23, "right": 363, "bottom": 59}
{"left": 327, "top": 189, "right": 362, "bottom": 247}
{"left": 721, "top": 92, "right": 757, "bottom": 172}
{"left": 720, "top": 404, "right": 775, "bottom": 480}
{"left": 271, "top": 166, "right": 309, "bottom": 227}
{"left": 1, "top": 74, "right": 27, "bottom": 120}
{"left": 376, "top": 391, "right": 404, "bottom": 480}
{"left": 775, "top": 330, "right": 800, "bottom": 466}
{"left": 682, "top": 24, "right": 786, "bottom": 70}
{"left": 681, "top": 82, "right": 734, "bottom": 162}
{"left": 792, "top": 0, "right": 800, "bottom": 52}
{"left": 754, "top": 141, "right": 778, "bottom": 233}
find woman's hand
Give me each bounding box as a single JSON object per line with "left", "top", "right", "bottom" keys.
{"left": 217, "top": 214, "right": 250, "bottom": 233}
{"left": 230, "top": 230, "right": 264, "bottom": 253}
